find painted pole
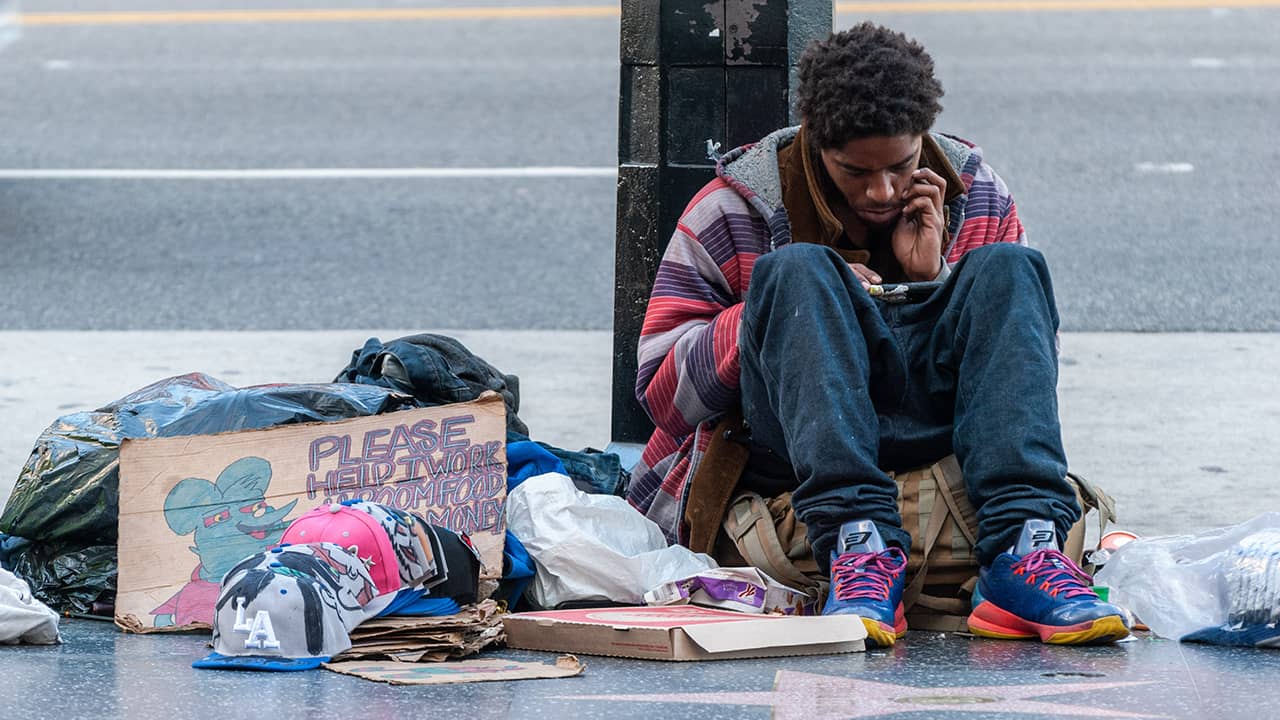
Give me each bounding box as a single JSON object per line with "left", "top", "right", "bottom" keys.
{"left": 612, "top": 0, "right": 833, "bottom": 444}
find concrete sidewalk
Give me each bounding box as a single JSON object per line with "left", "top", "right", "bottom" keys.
{"left": 2, "top": 330, "right": 1277, "bottom": 539}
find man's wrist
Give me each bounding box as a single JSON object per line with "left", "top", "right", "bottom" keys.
{"left": 906, "top": 255, "right": 944, "bottom": 281}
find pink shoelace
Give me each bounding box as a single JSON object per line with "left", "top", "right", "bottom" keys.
{"left": 1012, "top": 549, "right": 1097, "bottom": 599}
{"left": 831, "top": 547, "right": 907, "bottom": 602}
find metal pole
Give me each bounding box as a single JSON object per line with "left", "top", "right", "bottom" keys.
{"left": 612, "top": 0, "right": 833, "bottom": 445}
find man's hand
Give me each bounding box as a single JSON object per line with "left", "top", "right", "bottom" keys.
{"left": 891, "top": 167, "right": 946, "bottom": 281}
{"left": 847, "top": 263, "right": 880, "bottom": 290}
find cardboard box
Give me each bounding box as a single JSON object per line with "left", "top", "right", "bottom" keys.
{"left": 502, "top": 605, "right": 866, "bottom": 661}
{"left": 644, "top": 567, "right": 819, "bottom": 615}
{"left": 116, "top": 395, "right": 506, "bottom": 632}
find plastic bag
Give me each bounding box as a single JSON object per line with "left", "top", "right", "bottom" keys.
{"left": 506, "top": 473, "right": 717, "bottom": 607}
{"left": 1, "top": 567, "right": 60, "bottom": 645}
{"left": 1096, "top": 512, "right": 1280, "bottom": 645}
{"left": 0, "top": 373, "right": 413, "bottom": 613}
{"left": 6, "top": 542, "right": 116, "bottom": 616}
{"left": 0, "top": 373, "right": 412, "bottom": 546}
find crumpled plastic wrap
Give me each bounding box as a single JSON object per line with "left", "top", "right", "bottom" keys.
{"left": 506, "top": 473, "right": 717, "bottom": 608}
{"left": 5, "top": 542, "right": 116, "bottom": 616}
{"left": 0, "top": 373, "right": 411, "bottom": 546}
{"left": 1096, "top": 512, "right": 1280, "bottom": 645}
{"left": 0, "top": 373, "right": 413, "bottom": 612}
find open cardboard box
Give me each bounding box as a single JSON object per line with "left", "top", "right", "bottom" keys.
{"left": 502, "top": 605, "right": 866, "bottom": 661}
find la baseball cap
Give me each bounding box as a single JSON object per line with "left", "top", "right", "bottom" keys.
{"left": 193, "top": 542, "right": 385, "bottom": 671}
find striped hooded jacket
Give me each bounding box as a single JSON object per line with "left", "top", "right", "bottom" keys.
{"left": 625, "top": 126, "right": 1027, "bottom": 545}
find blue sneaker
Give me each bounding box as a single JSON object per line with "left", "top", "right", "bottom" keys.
{"left": 968, "top": 519, "right": 1129, "bottom": 645}
{"left": 822, "top": 520, "right": 908, "bottom": 647}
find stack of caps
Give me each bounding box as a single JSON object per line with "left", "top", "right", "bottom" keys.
{"left": 193, "top": 542, "right": 388, "bottom": 671}
{"left": 194, "top": 501, "right": 482, "bottom": 671}
{"left": 281, "top": 500, "right": 482, "bottom": 608}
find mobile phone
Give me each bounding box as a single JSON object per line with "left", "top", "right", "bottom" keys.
{"left": 866, "top": 281, "right": 942, "bottom": 303}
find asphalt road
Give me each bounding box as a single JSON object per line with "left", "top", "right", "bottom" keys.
{"left": 1, "top": 1, "right": 1278, "bottom": 331}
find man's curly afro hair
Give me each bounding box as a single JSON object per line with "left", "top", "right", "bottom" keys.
{"left": 796, "top": 23, "right": 944, "bottom": 149}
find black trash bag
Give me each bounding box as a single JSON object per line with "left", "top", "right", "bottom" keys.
{"left": 336, "top": 334, "right": 529, "bottom": 436}
{"left": 0, "top": 372, "right": 413, "bottom": 547}
{"left": 7, "top": 541, "right": 117, "bottom": 615}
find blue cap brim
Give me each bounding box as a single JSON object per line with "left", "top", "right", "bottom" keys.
{"left": 192, "top": 652, "right": 328, "bottom": 672}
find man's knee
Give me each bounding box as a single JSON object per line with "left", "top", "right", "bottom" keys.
{"left": 963, "top": 242, "right": 1047, "bottom": 275}
{"left": 752, "top": 243, "right": 842, "bottom": 285}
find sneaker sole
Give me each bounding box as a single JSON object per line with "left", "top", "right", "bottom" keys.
{"left": 861, "top": 615, "right": 909, "bottom": 648}
{"left": 967, "top": 601, "right": 1129, "bottom": 645}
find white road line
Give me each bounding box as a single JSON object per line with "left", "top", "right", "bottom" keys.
{"left": 0, "top": 167, "right": 618, "bottom": 180}
{"left": 1135, "top": 162, "right": 1195, "bottom": 173}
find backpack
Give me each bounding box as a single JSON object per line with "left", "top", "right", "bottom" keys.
{"left": 685, "top": 413, "right": 1117, "bottom": 630}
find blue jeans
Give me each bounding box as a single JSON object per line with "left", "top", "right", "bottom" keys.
{"left": 739, "top": 243, "right": 1080, "bottom": 570}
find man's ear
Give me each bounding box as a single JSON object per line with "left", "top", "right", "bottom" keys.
{"left": 214, "top": 456, "right": 273, "bottom": 502}
{"left": 163, "top": 477, "right": 220, "bottom": 535}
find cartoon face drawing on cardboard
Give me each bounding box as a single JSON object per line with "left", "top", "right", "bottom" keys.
{"left": 150, "top": 456, "right": 297, "bottom": 627}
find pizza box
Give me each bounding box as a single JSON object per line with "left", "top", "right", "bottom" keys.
{"left": 501, "top": 605, "right": 866, "bottom": 661}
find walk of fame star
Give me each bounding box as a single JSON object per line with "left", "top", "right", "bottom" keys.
{"left": 566, "top": 670, "right": 1161, "bottom": 718}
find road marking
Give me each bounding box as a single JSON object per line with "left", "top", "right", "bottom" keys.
{"left": 18, "top": 0, "right": 1280, "bottom": 26}
{"left": 1190, "top": 57, "right": 1228, "bottom": 67}
{"left": 20, "top": 6, "right": 618, "bottom": 26}
{"left": 0, "top": 167, "right": 618, "bottom": 180}
{"left": 1135, "top": 162, "right": 1195, "bottom": 173}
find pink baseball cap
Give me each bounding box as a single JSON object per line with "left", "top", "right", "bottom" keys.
{"left": 280, "top": 503, "right": 400, "bottom": 596}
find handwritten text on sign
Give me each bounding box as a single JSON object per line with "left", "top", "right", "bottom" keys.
{"left": 305, "top": 413, "right": 506, "bottom": 535}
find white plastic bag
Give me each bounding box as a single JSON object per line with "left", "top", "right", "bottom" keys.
{"left": 1096, "top": 512, "right": 1280, "bottom": 645}
{"left": 1, "top": 568, "right": 61, "bottom": 645}
{"left": 506, "top": 472, "right": 717, "bottom": 607}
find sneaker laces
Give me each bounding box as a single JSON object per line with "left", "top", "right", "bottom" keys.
{"left": 831, "top": 547, "right": 907, "bottom": 602}
{"left": 1012, "top": 549, "right": 1097, "bottom": 599}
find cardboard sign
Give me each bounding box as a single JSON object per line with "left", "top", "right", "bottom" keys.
{"left": 502, "top": 605, "right": 866, "bottom": 661}
{"left": 115, "top": 395, "right": 506, "bottom": 632}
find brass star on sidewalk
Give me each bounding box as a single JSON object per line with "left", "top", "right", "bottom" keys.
{"left": 569, "top": 670, "right": 1161, "bottom": 719}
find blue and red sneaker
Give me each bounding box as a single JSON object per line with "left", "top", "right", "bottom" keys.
{"left": 968, "top": 519, "right": 1129, "bottom": 645}
{"left": 822, "top": 520, "right": 908, "bottom": 647}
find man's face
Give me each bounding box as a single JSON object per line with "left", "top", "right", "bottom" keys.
{"left": 818, "top": 134, "right": 923, "bottom": 229}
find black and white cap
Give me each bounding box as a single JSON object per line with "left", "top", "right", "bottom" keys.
{"left": 193, "top": 542, "right": 387, "bottom": 671}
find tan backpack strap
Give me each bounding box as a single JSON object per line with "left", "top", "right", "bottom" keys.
{"left": 901, "top": 468, "right": 950, "bottom": 611}
{"left": 723, "top": 492, "right": 820, "bottom": 595}
{"left": 1068, "top": 471, "right": 1116, "bottom": 542}
{"left": 684, "top": 410, "right": 749, "bottom": 555}
{"left": 905, "top": 575, "right": 978, "bottom": 632}
{"left": 934, "top": 455, "right": 978, "bottom": 546}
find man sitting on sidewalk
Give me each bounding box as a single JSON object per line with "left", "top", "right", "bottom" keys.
{"left": 627, "top": 22, "right": 1127, "bottom": 647}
